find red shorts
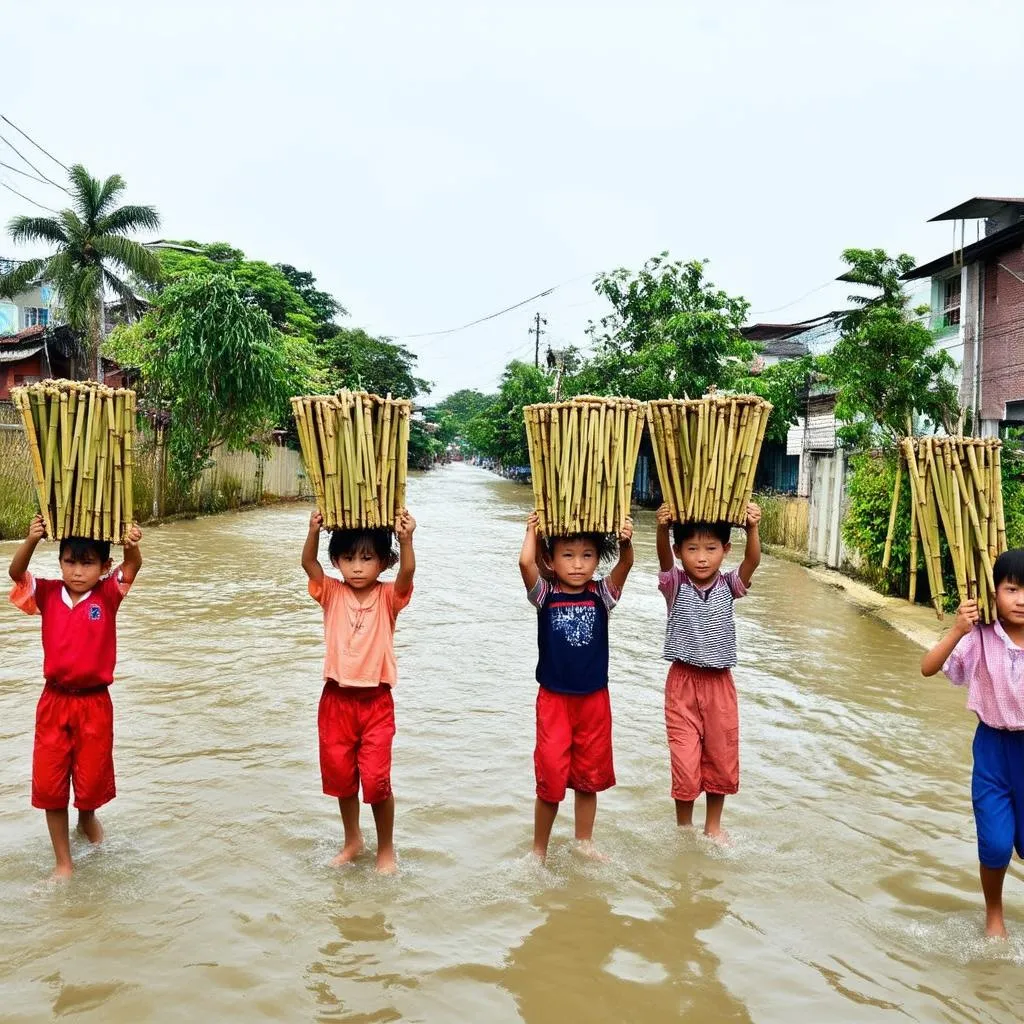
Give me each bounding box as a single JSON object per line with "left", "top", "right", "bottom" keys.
{"left": 318, "top": 682, "right": 395, "bottom": 804}
{"left": 32, "top": 683, "right": 116, "bottom": 811}
{"left": 664, "top": 663, "right": 739, "bottom": 801}
{"left": 534, "top": 686, "right": 615, "bottom": 803}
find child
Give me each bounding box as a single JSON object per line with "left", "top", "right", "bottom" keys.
{"left": 655, "top": 502, "right": 761, "bottom": 840}
{"left": 921, "top": 548, "right": 1024, "bottom": 939}
{"left": 8, "top": 514, "right": 143, "bottom": 879}
{"left": 301, "top": 507, "right": 416, "bottom": 874}
{"left": 519, "top": 511, "right": 634, "bottom": 862}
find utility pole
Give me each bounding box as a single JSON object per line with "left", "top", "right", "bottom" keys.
{"left": 530, "top": 312, "right": 547, "bottom": 368}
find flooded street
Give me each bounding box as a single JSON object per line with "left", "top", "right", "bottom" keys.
{"left": 3, "top": 462, "right": 1024, "bottom": 1022}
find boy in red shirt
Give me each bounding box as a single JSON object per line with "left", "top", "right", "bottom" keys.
{"left": 8, "top": 514, "right": 143, "bottom": 879}
{"left": 302, "top": 508, "right": 415, "bottom": 874}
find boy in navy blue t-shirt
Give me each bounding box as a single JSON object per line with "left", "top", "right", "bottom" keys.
{"left": 519, "top": 511, "right": 634, "bottom": 862}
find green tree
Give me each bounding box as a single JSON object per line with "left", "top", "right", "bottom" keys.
{"left": 735, "top": 355, "right": 818, "bottom": 444}
{"left": 824, "top": 249, "right": 960, "bottom": 447}
{"left": 577, "top": 253, "right": 752, "bottom": 401}
{"left": 322, "top": 328, "right": 430, "bottom": 399}
{"left": 107, "top": 274, "right": 292, "bottom": 486}
{"left": 466, "top": 361, "right": 551, "bottom": 466}
{"left": 275, "top": 263, "right": 347, "bottom": 336}
{"left": 0, "top": 164, "right": 161, "bottom": 381}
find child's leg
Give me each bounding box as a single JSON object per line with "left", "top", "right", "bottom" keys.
{"left": 534, "top": 688, "right": 571, "bottom": 862}
{"left": 533, "top": 798, "right": 559, "bottom": 860}
{"left": 76, "top": 809, "right": 103, "bottom": 844}
{"left": 665, "top": 665, "right": 702, "bottom": 825}
{"left": 980, "top": 864, "right": 1009, "bottom": 939}
{"left": 371, "top": 796, "right": 396, "bottom": 874}
{"left": 973, "top": 722, "right": 1015, "bottom": 937}
{"left": 45, "top": 809, "right": 73, "bottom": 879}
{"left": 70, "top": 690, "right": 115, "bottom": 845}
{"left": 332, "top": 796, "right": 364, "bottom": 865}
{"left": 357, "top": 687, "right": 397, "bottom": 874}
{"left": 699, "top": 670, "right": 739, "bottom": 840}
{"left": 567, "top": 690, "right": 615, "bottom": 858}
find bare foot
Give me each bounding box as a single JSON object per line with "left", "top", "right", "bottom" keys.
{"left": 574, "top": 840, "right": 610, "bottom": 863}
{"left": 330, "top": 838, "right": 365, "bottom": 866}
{"left": 77, "top": 814, "right": 104, "bottom": 844}
{"left": 375, "top": 849, "right": 398, "bottom": 875}
{"left": 985, "top": 916, "right": 1009, "bottom": 940}
{"left": 531, "top": 847, "right": 547, "bottom": 865}
{"left": 49, "top": 864, "right": 73, "bottom": 881}
{"left": 704, "top": 827, "right": 731, "bottom": 846}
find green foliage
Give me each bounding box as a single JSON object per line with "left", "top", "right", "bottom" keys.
{"left": 107, "top": 274, "right": 290, "bottom": 487}
{"left": 408, "top": 420, "right": 443, "bottom": 469}
{"left": 841, "top": 452, "right": 911, "bottom": 593}
{"left": 466, "top": 361, "right": 551, "bottom": 466}
{"left": 320, "top": 328, "right": 430, "bottom": 399}
{"left": 430, "top": 389, "right": 495, "bottom": 452}
{"left": 275, "top": 263, "right": 347, "bottom": 335}
{"left": 0, "top": 164, "right": 161, "bottom": 378}
{"left": 576, "top": 253, "right": 752, "bottom": 401}
{"left": 735, "top": 355, "right": 817, "bottom": 444}
{"left": 822, "top": 249, "right": 960, "bottom": 448}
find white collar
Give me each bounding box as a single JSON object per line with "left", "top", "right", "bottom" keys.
{"left": 61, "top": 585, "right": 93, "bottom": 609}
{"left": 994, "top": 619, "right": 1024, "bottom": 653}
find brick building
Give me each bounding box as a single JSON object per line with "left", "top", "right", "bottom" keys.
{"left": 904, "top": 197, "right": 1024, "bottom": 435}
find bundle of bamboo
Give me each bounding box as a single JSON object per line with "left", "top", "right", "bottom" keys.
{"left": 523, "top": 395, "right": 645, "bottom": 536}
{"left": 882, "top": 437, "right": 1006, "bottom": 622}
{"left": 11, "top": 379, "right": 136, "bottom": 542}
{"left": 647, "top": 394, "right": 772, "bottom": 525}
{"left": 291, "top": 390, "right": 410, "bottom": 529}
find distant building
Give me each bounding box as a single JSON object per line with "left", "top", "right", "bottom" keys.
{"left": 0, "top": 258, "right": 54, "bottom": 336}
{"left": 903, "top": 196, "right": 1024, "bottom": 435}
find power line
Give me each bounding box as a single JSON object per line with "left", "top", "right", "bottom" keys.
{"left": 1, "top": 115, "right": 69, "bottom": 172}
{"left": 0, "top": 177, "right": 58, "bottom": 213}
{"left": 0, "top": 132, "right": 67, "bottom": 194}
{"left": 0, "top": 160, "right": 63, "bottom": 189}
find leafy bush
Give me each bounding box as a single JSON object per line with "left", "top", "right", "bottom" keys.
{"left": 842, "top": 452, "right": 910, "bottom": 593}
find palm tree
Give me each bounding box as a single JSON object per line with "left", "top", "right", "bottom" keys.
{"left": 0, "top": 164, "right": 161, "bottom": 382}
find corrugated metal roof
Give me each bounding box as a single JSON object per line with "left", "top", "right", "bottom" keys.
{"left": 927, "top": 197, "right": 1024, "bottom": 222}
{"left": 0, "top": 342, "right": 42, "bottom": 362}
{"left": 903, "top": 220, "right": 1024, "bottom": 280}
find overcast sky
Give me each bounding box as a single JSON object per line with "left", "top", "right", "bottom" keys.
{"left": 3, "top": 1, "right": 1022, "bottom": 399}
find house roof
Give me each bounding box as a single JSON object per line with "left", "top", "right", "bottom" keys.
{"left": 927, "top": 197, "right": 1024, "bottom": 222}
{"left": 0, "top": 323, "right": 79, "bottom": 359}
{"left": 741, "top": 312, "right": 838, "bottom": 342}
{"left": 762, "top": 339, "right": 810, "bottom": 358}
{"left": 902, "top": 220, "right": 1024, "bottom": 280}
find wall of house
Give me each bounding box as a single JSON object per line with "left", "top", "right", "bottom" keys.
{"left": 0, "top": 283, "right": 52, "bottom": 335}
{"left": 0, "top": 352, "right": 44, "bottom": 400}
{"left": 980, "top": 244, "right": 1024, "bottom": 424}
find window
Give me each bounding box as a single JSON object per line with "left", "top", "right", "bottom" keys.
{"left": 942, "top": 277, "right": 961, "bottom": 327}
{"left": 22, "top": 306, "right": 49, "bottom": 328}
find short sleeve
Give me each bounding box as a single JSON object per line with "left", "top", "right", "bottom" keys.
{"left": 8, "top": 572, "right": 38, "bottom": 615}
{"left": 308, "top": 575, "right": 341, "bottom": 608}
{"left": 723, "top": 569, "right": 748, "bottom": 599}
{"left": 943, "top": 627, "right": 981, "bottom": 687}
{"left": 658, "top": 565, "right": 683, "bottom": 610}
{"left": 527, "top": 578, "right": 550, "bottom": 608}
{"left": 100, "top": 568, "right": 131, "bottom": 607}
{"left": 386, "top": 581, "right": 413, "bottom": 616}
{"left": 597, "top": 578, "right": 620, "bottom": 611}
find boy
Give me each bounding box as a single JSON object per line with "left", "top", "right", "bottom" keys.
{"left": 921, "top": 548, "right": 1024, "bottom": 939}
{"left": 8, "top": 514, "right": 143, "bottom": 879}
{"left": 519, "top": 512, "right": 634, "bottom": 862}
{"left": 655, "top": 502, "right": 761, "bottom": 840}
{"left": 302, "top": 508, "right": 415, "bottom": 874}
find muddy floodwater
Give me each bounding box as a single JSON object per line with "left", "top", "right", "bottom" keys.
{"left": 2, "top": 463, "right": 1024, "bottom": 1022}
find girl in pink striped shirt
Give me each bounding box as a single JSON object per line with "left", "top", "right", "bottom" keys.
{"left": 922, "top": 548, "right": 1024, "bottom": 938}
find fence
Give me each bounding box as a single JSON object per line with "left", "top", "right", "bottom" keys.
{"left": 754, "top": 493, "right": 810, "bottom": 552}
{"left": 0, "top": 404, "right": 311, "bottom": 539}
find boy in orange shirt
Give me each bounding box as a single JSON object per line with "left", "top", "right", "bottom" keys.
{"left": 301, "top": 508, "right": 415, "bottom": 874}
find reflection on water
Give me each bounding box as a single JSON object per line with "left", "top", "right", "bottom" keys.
{"left": 0, "top": 463, "right": 1020, "bottom": 1022}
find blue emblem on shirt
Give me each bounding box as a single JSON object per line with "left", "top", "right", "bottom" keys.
{"left": 89, "top": 605, "right": 102, "bottom": 621}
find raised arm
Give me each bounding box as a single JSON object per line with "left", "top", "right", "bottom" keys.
{"left": 519, "top": 512, "right": 541, "bottom": 591}
{"left": 9, "top": 514, "right": 45, "bottom": 581}
{"left": 302, "top": 510, "right": 325, "bottom": 583}
{"left": 606, "top": 517, "right": 635, "bottom": 593}
{"left": 655, "top": 503, "right": 674, "bottom": 572}
{"left": 394, "top": 509, "right": 416, "bottom": 598}
{"left": 738, "top": 502, "right": 762, "bottom": 588}
{"left": 121, "top": 524, "right": 143, "bottom": 584}
{"left": 922, "top": 601, "right": 977, "bottom": 676}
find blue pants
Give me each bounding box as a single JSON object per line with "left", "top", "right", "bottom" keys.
{"left": 972, "top": 722, "right": 1024, "bottom": 869}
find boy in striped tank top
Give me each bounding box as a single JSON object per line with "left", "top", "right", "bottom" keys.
{"left": 519, "top": 511, "right": 634, "bottom": 862}
{"left": 655, "top": 502, "right": 761, "bottom": 841}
